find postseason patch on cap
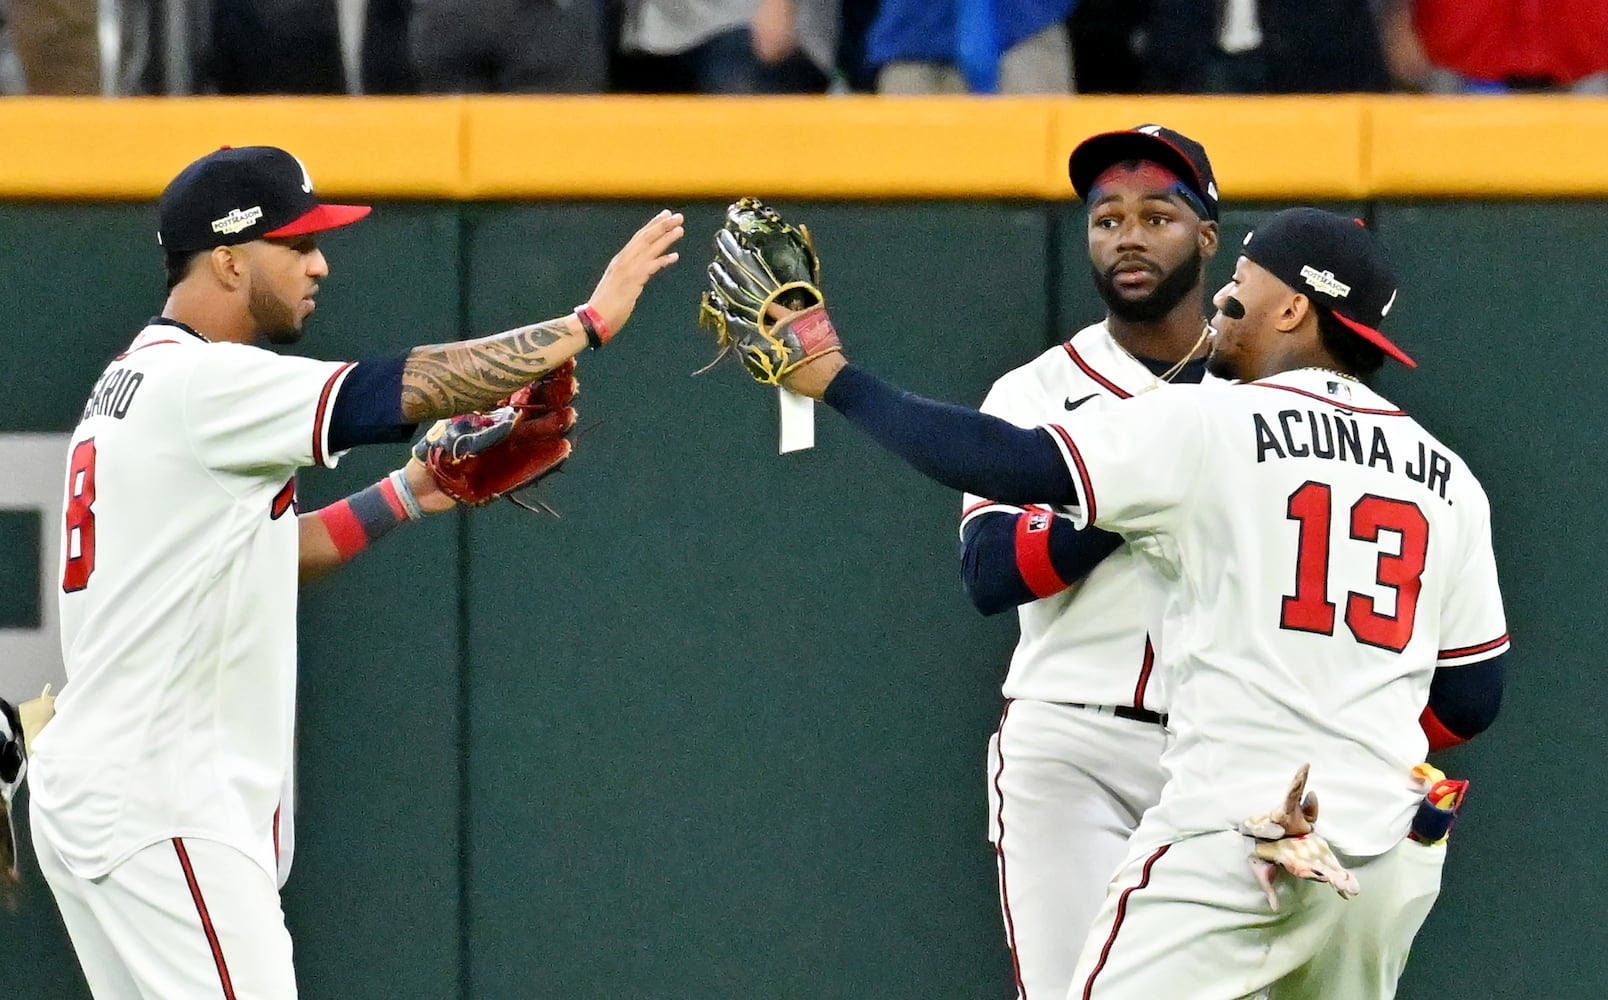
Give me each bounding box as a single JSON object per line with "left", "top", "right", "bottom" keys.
{"left": 211, "top": 206, "right": 264, "bottom": 236}
{"left": 1299, "top": 265, "right": 1351, "bottom": 299}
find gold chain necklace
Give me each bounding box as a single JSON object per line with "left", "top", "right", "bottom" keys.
{"left": 1109, "top": 322, "right": 1211, "bottom": 385}
{"left": 1157, "top": 323, "right": 1212, "bottom": 383}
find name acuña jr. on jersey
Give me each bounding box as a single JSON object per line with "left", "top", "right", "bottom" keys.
{"left": 80, "top": 365, "right": 145, "bottom": 422}
{"left": 1252, "top": 405, "right": 1454, "bottom": 502}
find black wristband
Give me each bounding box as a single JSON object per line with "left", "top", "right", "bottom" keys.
{"left": 575, "top": 307, "right": 603, "bottom": 351}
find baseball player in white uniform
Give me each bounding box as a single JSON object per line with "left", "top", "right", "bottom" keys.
{"left": 29, "top": 145, "right": 683, "bottom": 998}
{"left": 960, "top": 126, "right": 1225, "bottom": 998}
{"left": 771, "top": 207, "right": 1506, "bottom": 998}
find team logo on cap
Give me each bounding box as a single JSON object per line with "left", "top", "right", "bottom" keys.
{"left": 211, "top": 205, "right": 264, "bottom": 235}
{"left": 293, "top": 154, "right": 314, "bottom": 194}
{"left": 1299, "top": 265, "right": 1351, "bottom": 299}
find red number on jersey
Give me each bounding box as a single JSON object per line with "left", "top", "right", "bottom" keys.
{"left": 1346, "top": 496, "right": 1429, "bottom": 652}
{"left": 62, "top": 438, "right": 97, "bottom": 592}
{"left": 1279, "top": 482, "right": 1430, "bottom": 653}
{"left": 1280, "top": 481, "right": 1337, "bottom": 634}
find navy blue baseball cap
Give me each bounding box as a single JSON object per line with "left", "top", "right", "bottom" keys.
{"left": 157, "top": 146, "right": 371, "bottom": 253}
{"left": 1069, "top": 124, "right": 1220, "bottom": 221}
{"left": 1242, "top": 208, "right": 1413, "bottom": 367}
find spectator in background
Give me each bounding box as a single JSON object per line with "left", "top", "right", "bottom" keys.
{"left": 1143, "top": 0, "right": 1389, "bottom": 93}
{"left": 866, "top": 0, "right": 1074, "bottom": 94}
{"left": 616, "top": 0, "right": 837, "bottom": 94}
{"left": 1380, "top": 0, "right": 1608, "bottom": 93}
{"left": 210, "top": 0, "right": 346, "bottom": 93}
{"left": 1067, "top": 0, "right": 1149, "bottom": 94}
{"left": 410, "top": 0, "right": 607, "bottom": 93}
{"left": 9, "top": 0, "right": 99, "bottom": 93}
{"left": 835, "top": 0, "right": 881, "bottom": 91}
{"left": 362, "top": 0, "right": 415, "bottom": 94}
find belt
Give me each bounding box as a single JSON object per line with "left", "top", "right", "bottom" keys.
{"left": 1065, "top": 702, "right": 1168, "bottom": 727}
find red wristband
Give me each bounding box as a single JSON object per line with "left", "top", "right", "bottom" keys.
{"left": 377, "top": 475, "right": 410, "bottom": 521}
{"left": 1015, "top": 508, "right": 1070, "bottom": 599}
{"left": 315, "top": 499, "right": 368, "bottom": 560}
{"left": 575, "top": 303, "right": 612, "bottom": 349}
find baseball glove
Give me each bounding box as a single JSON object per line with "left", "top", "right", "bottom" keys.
{"left": 697, "top": 197, "right": 841, "bottom": 385}
{"left": 1238, "top": 763, "right": 1360, "bottom": 910}
{"left": 1, "top": 696, "right": 26, "bottom": 903}
{"left": 412, "top": 360, "right": 579, "bottom": 514}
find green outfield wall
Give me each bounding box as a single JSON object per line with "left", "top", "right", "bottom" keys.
{"left": 0, "top": 198, "right": 1596, "bottom": 999}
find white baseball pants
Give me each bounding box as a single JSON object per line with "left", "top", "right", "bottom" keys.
{"left": 33, "top": 819, "right": 297, "bottom": 999}
{"left": 987, "top": 699, "right": 1169, "bottom": 999}
{"left": 1068, "top": 829, "right": 1445, "bottom": 1000}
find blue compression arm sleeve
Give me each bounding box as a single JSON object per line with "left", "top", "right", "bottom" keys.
{"left": 823, "top": 365, "right": 1075, "bottom": 504}
{"left": 327, "top": 352, "right": 419, "bottom": 453}
{"left": 1424, "top": 653, "right": 1505, "bottom": 743}
{"left": 959, "top": 512, "right": 1124, "bottom": 615}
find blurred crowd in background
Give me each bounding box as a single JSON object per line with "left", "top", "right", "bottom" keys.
{"left": 3, "top": 0, "right": 1607, "bottom": 99}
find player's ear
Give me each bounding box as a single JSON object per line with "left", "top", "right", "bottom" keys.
{"left": 1281, "top": 294, "right": 1314, "bottom": 333}
{"left": 1197, "top": 220, "right": 1220, "bottom": 259}
{"left": 207, "top": 244, "right": 248, "bottom": 290}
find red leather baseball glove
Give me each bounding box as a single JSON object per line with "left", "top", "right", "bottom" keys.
{"left": 411, "top": 360, "right": 579, "bottom": 512}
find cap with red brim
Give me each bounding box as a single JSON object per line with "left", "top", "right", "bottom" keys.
{"left": 156, "top": 145, "right": 374, "bottom": 252}
{"left": 264, "top": 203, "right": 373, "bottom": 239}
{"left": 1241, "top": 208, "right": 1415, "bottom": 368}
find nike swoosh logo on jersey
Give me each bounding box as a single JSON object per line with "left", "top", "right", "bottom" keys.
{"left": 1064, "top": 394, "right": 1098, "bottom": 411}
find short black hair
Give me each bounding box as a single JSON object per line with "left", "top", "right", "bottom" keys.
{"left": 1316, "top": 305, "right": 1385, "bottom": 376}
{"left": 164, "top": 249, "right": 205, "bottom": 291}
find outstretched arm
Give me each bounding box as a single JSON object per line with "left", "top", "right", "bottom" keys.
{"left": 397, "top": 210, "right": 683, "bottom": 423}
{"left": 789, "top": 360, "right": 1077, "bottom": 505}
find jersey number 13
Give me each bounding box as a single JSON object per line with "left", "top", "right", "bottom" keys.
{"left": 1280, "top": 480, "right": 1428, "bottom": 653}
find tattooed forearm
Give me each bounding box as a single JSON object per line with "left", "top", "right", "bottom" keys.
{"left": 400, "top": 316, "right": 583, "bottom": 422}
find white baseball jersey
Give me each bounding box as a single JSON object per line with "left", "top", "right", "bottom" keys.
{"left": 31, "top": 318, "right": 354, "bottom": 886}
{"left": 1044, "top": 367, "right": 1508, "bottom": 856}
{"left": 961, "top": 321, "right": 1218, "bottom": 712}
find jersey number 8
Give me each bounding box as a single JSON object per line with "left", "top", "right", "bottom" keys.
{"left": 62, "top": 438, "right": 97, "bottom": 593}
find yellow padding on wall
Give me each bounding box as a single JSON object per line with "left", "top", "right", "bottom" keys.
{"left": 0, "top": 97, "right": 464, "bottom": 198}
{"left": 0, "top": 95, "right": 1604, "bottom": 200}
{"left": 1370, "top": 95, "right": 1608, "bottom": 197}
{"left": 463, "top": 96, "right": 1061, "bottom": 198}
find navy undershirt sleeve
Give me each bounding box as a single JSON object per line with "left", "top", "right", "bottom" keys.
{"left": 1425, "top": 653, "right": 1505, "bottom": 740}
{"left": 327, "top": 352, "right": 418, "bottom": 453}
{"left": 960, "top": 512, "right": 1125, "bottom": 615}
{"left": 960, "top": 514, "right": 1036, "bottom": 614}
{"left": 823, "top": 365, "right": 1076, "bottom": 504}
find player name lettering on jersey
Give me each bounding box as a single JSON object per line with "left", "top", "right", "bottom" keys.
{"left": 1252, "top": 408, "right": 1453, "bottom": 501}
{"left": 80, "top": 367, "right": 146, "bottom": 422}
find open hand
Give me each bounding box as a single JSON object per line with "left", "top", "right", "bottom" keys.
{"left": 587, "top": 210, "right": 684, "bottom": 335}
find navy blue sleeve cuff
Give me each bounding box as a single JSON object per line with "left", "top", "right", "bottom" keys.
{"left": 1426, "top": 652, "right": 1505, "bottom": 741}
{"left": 327, "top": 352, "right": 419, "bottom": 453}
